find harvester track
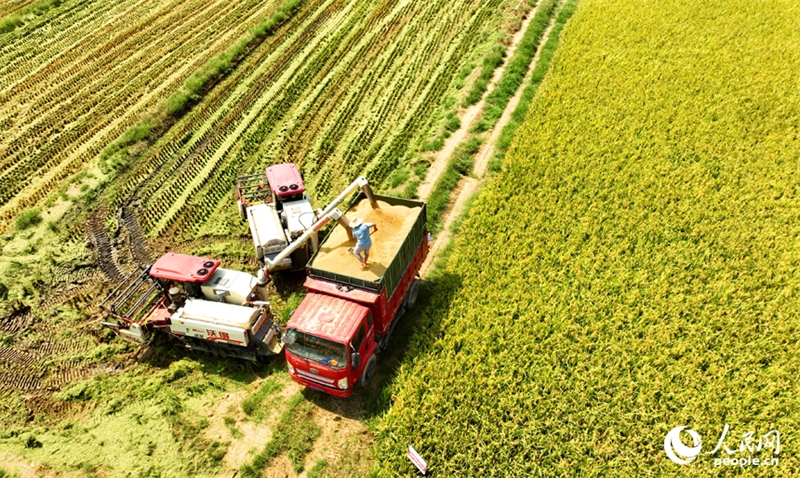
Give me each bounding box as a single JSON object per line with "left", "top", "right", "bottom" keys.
{"left": 0, "top": 373, "right": 42, "bottom": 391}
{"left": 0, "top": 313, "right": 110, "bottom": 412}
{"left": 121, "top": 207, "right": 151, "bottom": 264}
{"left": 87, "top": 213, "right": 123, "bottom": 282}
{"left": 0, "top": 348, "right": 40, "bottom": 367}
{"left": 0, "top": 308, "right": 31, "bottom": 335}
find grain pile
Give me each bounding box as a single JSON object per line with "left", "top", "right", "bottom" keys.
{"left": 311, "top": 199, "right": 420, "bottom": 281}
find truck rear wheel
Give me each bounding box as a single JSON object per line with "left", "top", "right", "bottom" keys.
{"left": 359, "top": 355, "right": 377, "bottom": 388}
{"left": 405, "top": 279, "right": 420, "bottom": 309}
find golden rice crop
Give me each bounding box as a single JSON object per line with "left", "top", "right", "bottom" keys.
{"left": 375, "top": 0, "right": 800, "bottom": 475}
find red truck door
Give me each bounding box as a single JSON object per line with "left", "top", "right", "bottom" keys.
{"left": 349, "top": 312, "right": 374, "bottom": 386}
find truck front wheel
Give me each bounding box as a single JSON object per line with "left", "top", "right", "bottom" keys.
{"left": 359, "top": 355, "right": 377, "bottom": 388}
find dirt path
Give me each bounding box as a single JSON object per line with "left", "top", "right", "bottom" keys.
{"left": 298, "top": 403, "right": 371, "bottom": 477}
{"left": 474, "top": 20, "right": 556, "bottom": 178}
{"left": 420, "top": 16, "right": 558, "bottom": 277}
{"left": 252, "top": 388, "right": 371, "bottom": 478}
{"left": 417, "top": 3, "right": 541, "bottom": 200}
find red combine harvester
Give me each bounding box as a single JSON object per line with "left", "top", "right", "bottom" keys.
{"left": 101, "top": 253, "right": 282, "bottom": 361}
{"left": 102, "top": 163, "right": 427, "bottom": 385}
{"left": 236, "top": 163, "right": 318, "bottom": 272}
{"left": 281, "top": 193, "right": 428, "bottom": 397}
{"left": 237, "top": 163, "right": 382, "bottom": 277}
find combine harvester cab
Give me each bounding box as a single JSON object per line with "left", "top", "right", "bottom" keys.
{"left": 236, "top": 163, "right": 318, "bottom": 272}
{"left": 282, "top": 193, "right": 428, "bottom": 397}
{"left": 101, "top": 253, "right": 282, "bottom": 361}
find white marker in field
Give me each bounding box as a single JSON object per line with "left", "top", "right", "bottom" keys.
{"left": 408, "top": 446, "right": 428, "bottom": 475}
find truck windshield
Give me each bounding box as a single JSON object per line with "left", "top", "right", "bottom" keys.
{"left": 285, "top": 329, "right": 346, "bottom": 370}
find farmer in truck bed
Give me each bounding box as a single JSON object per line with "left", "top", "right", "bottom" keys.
{"left": 347, "top": 217, "right": 378, "bottom": 269}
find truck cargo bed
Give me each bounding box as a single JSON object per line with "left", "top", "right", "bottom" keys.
{"left": 308, "top": 194, "right": 426, "bottom": 298}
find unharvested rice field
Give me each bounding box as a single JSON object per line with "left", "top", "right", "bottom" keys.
{"left": 376, "top": 0, "right": 800, "bottom": 475}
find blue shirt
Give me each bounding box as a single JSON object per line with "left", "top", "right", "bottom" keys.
{"left": 353, "top": 223, "right": 374, "bottom": 249}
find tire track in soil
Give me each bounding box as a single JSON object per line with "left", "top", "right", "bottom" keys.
{"left": 121, "top": 207, "right": 151, "bottom": 264}
{"left": 0, "top": 347, "right": 40, "bottom": 367}
{"left": 0, "top": 308, "right": 31, "bottom": 334}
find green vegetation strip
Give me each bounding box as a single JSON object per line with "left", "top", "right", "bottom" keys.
{"left": 0, "top": 0, "right": 61, "bottom": 34}
{"left": 461, "top": 44, "right": 506, "bottom": 107}
{"left": 491, "top": 0, "right": 578, "bottom": 171}
{"left": 472, "top": 0, "right": 557, "bottom": 133}
{"left": 425, "top": 137, "right": 482, "bottom": 234}
{"left": 99, "top": 0, "right": 307, "bottom": 175}
{"left": 461, "top": 0, "right": 540, "bottom": 108}
{"left": 240, "top": 394, "right": 321, "bottom": 477}
{"left": 377, "top": 0, "right": 800, "bottom": 475}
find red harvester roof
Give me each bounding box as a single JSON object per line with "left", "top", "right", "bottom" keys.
{"left": 289, "top": 293, "right": 367, "bottom": 343}
{"left": 150, "top": 253, "right": 220, "bottom": 283}
{"left": 266, "top": 163, "right": 305, "bottom": 197}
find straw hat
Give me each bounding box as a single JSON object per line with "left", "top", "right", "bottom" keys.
{"left": 351, "top": 217, "right": 363, "bottom": 227}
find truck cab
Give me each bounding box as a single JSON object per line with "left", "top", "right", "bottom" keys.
{"left": 283, "top": 293, "right": 377, "bottom": 398}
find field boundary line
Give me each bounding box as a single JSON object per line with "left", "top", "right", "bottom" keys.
{"left": 417, "top": 1, "right": 543, "bottom": 201}
{"left": 474, "top": 12, "right": 557, "bottom": 178}
{"left": 420, "top": 0, "right": 571, "bottom": 277}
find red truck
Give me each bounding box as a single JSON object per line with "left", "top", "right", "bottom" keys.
{"left": 282, "top": 193, "right": 428, "bottom": 397}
